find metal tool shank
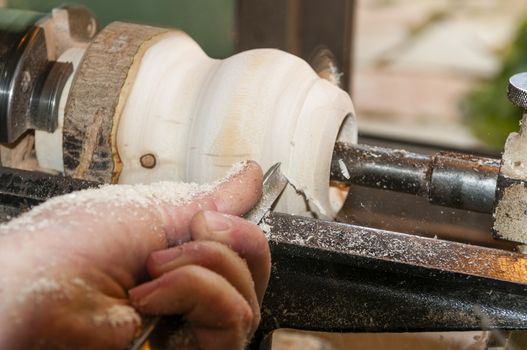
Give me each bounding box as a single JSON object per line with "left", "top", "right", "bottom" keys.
{"left": 331, "top": 142, "right": 500, "bottom": 213}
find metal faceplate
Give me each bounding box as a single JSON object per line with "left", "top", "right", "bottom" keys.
{"left": 0, "top": 9, "right": 73, "bottom": 144}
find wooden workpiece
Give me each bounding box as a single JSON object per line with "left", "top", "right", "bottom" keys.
{"left": 63, "top": 22, "right": 169, "bottom": 183}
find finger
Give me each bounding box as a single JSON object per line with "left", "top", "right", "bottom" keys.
{"left": 72, "top": 299, "right": 140, "bottom": 350}
{"left": 210, "top": 161, "right": 264, "bottom": 214}
{"left": 147, "top": 241, "right": 260, "bottom": 330}
{"left": 190, "top": 211, "right": 271, "bottom": 302}
{"left": 24, "top": 291, "right": 140, "bottom": 350}
{"left": 129, "top": 266, "right": 254, "bottom": 350}
{"left": 160, "top": 160, "right": 264, "bottom": 245}
{"left": 1, "top": 161, "right": 263, "bottom": 290}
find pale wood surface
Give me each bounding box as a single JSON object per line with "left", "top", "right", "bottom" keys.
{"left": 63, "top": 21, "right": 168, "bottom": 183}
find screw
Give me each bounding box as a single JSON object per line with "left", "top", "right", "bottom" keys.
{"left": 140, "top": 154, "right": 156, "bottom": 169}
{"left": 21, "top": 71, "right": 31, "bottom": 93}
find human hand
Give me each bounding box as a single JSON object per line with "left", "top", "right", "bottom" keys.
{"left": 0, "top": 161, "right": 269, "bottom": 350}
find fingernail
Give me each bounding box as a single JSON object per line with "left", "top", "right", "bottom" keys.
{"left": 150, "top": 247, "right": 184, "bottom": 266}
{"left": 203, "top": 211, "right": 232, "bottom": 233}
{"left": 129, "top": 279, "right": 158, "bottom": 302}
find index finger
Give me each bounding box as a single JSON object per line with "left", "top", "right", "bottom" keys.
{"left": 160, "top": 161, "right": 263, "bottom": 245}
{"left": 0, "top": 161, "right": 263, "bottom": 289}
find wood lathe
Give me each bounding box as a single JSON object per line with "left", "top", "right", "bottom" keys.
{"left": 0, "top": 6, "right": 527, "bottom": 350}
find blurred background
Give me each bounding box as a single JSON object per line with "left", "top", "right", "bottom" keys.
{"left": 353, "top": 0, "right": 527, "bottom": 151}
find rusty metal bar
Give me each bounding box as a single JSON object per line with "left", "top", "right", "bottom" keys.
{"left": 258, "top": 212, "right": 527, "bottom": 335}
{"left": 331, "top": 142, "right": 500, "bottom": 213}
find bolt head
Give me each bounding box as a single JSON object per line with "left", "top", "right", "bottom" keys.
{"left": 21, "top": 71, "right": 31, "bottom": 93}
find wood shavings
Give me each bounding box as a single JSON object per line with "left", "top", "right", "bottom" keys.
{"left": 70, "top": 277, "right": 94, "bottom": 293}
{"left": 0, "top": 161, "right": 248, "bottom": 235}
{"left": 92, "top": 304, "right": 141, "bottom": 328}
{"left": 493, "top": 183, "right": 527, "bottom": 244}
{"left": 223, "top": 160, "right": 249, "bottom": 180}
{"left": 259, "top": 217, "right": 273, "bottom": 239}
{"left": 284, "top": 173, "right": 328, "bottom": 217}
{"left": 17, "top": 277, "right": 62, "bottom": 304}
{"left": 337, "top": 158, "right": 350, "bottom": 180}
